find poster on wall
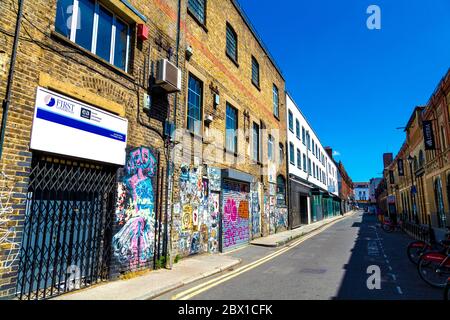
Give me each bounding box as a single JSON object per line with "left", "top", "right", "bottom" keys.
{"left": 30, "top": 87, "right": 128, "bottom": 165}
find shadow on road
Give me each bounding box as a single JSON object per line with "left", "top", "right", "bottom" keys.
{"left": 333, "top": 212, "right": 442, "bottom": 300}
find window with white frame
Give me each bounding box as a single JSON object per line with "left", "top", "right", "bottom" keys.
{"left": 55, "top": 0, "right": 131, "bottom": 72}
{"left": 289, "top": 142, "right": 295, "bottom": 164}
{"left": 252, "top": 122, "right": 260, "bottom": 162}
{"left": 303, "top": 154, "right": 307, "bottom": 172}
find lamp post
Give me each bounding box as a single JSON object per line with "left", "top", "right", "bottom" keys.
{"left": 407, "top": 155, "right": 419, "bottom": 224}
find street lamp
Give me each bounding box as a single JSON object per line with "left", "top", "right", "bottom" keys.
{"left": 407, "top": 155, "right": 419, "bottom": 224}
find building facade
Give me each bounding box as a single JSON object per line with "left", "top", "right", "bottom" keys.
{"left": 336, "top": 161, "right": 354, "bottom": 213}
{"left": 369, "top": 178, "right": 382, "bottom": 204}
{"left": 0, "top": 0, "right": 192, "bottom": 299}
{"left": 379, "top": 68, "right": 450, "bottom": 233}
{"left": 286, "top": 93, "right": 340, "bottom": 229}
{"left": 169, "top": 0, "right": 288, "bottom": 261}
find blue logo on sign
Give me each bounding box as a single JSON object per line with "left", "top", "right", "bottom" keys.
{"left": 44, "top": 95, "right": 56, "bottom": 107}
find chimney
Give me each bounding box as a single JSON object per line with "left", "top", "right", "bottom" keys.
{"left": 325, "top": 147, "right": 333, "bottom": 158}
{"left": 383, "top": 153, "right": 393, "bottom": 168}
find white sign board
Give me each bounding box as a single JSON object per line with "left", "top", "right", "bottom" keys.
{"left": 30, "top": 87, "right": 128, "bottom": 165}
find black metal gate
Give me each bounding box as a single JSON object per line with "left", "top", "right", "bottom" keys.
{"left": 16, "top": 154, "right": 117, "bottom": 300}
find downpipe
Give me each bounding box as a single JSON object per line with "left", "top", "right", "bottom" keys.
{"left": 165, "top": 0, "right": 182, "bottom": 269}
{"left": 0, "top": 0, "right": 25, "bottom": 159}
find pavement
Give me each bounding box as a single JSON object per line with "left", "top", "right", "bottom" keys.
{"left": 251, "top": 212, "right": 355, "bottom": 247}
{"left": 157, "top": 211, "right": 443, "bottom": 300}
{"left": 53, "top": 211, "right": 355, "bottom": 300}
{"left": 52, "top": 254, "right": 241, "bottom": 300}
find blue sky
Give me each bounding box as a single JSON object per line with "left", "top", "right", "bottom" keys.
{"left": 238, "top": 0, "right": 450, "bottom": 182}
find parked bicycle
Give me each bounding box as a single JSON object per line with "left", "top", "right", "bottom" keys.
{"left": 417, "top": 243, "right": 450, "bottom": 288}
{"left": 407, "top": 227, "right": 450, "bottom": 265}
{"left": 381, "top": 219, "right": 405, "bottom": 233}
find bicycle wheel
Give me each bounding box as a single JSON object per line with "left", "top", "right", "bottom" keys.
{"left": 407, "top": 241, "right": 427, "bottom": 265}
{"left": 418, "top": 255, "right": 450, "bottom": 288}
{"left": 382, "top": 223, "right": 394, "bottom": 233}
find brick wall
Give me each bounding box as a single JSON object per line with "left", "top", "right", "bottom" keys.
{"left": 0, "top": 0, "right": 187, "bottom": 299}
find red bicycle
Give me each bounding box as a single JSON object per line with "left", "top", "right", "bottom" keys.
{"left": 407, "top": 227, "right": 450, "bottom": 265}
{"left": 381, "top": 219, "right": 404, "bottom": 233}
{"left": 417, "top": 245, "right": 450, "bottom": 288}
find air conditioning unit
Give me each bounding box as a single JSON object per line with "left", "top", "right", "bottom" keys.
{"left": 156, "top": 59, "right": 182, "bottom": 93}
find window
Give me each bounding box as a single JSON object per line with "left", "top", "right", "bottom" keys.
{"left": 313, "top": 164, "right": 316, "bottom": 179}
{"left": 188, "top": 0, "right": 206, "bottom": 25}
{"left": 225, "top": 103, "right": 238, "bottom": 153}
{"left": 296, "top": 119, "right": 300, "bottom": 139}
{"left": 289, "top": 143, "right": 295, "bottom": 164}
{"left": 303, "top": 154, "right": 307, "bottom": 172}
{"left": 187, "top": 74, "right": 203, "bottom": 135}
{"left": 418, "top": 150, "right": 424, "bottom": 167}
{"left": 312, "top": 140, "right": 315, "bottom": 155}
{"left": 297, "top": 149, "right": 301, "bottom": 168}
{"left": 268, "top": 135, "right": 274, "bottom": 161}
{"left": 273, "top": 85, "right": 279, "bottom": 118}
{"left": 251, "top": 56, "right": 260, "bottom": 88}
{"left": 308, "top": 158, "right": 312, "bottom": 174}
{"left": 288, "top": 110, "right": 294, "bottom": 132}
{"left": 226, "top": 23, "right": 238, "bottom": 63}
{"left": 306, "top": 132, "right": 311, "bottom": 150}
{"left": 55, "top": 0, "right": 130, "bottom": 71}
{"left": 302, "top": 127, "right": 306, "bottom": 145}
{"left": 277, "top": 175, "right": 286, "bottom": 206}
{"left": 252, "top": 122, "right": 260, "bottom": 162}
{"left": 279, "top": 143, "right": 284, "bottom": 164}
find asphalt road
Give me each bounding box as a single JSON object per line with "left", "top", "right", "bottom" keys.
{"left": 157, "top": 212, "right": 443, "bottom": 300}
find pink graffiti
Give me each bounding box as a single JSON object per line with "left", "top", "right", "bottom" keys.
{"left": 224, "top": 198, "right": 237, "bottom": 223}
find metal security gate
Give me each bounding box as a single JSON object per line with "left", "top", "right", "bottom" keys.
{"left": 16, "top": 154, "right": 117, "bottom": 300}
{"left": 221, "top": 180, "right": 250, "bottom": 252}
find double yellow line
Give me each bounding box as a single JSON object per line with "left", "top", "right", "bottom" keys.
{"left": 171, "top": 218, "right": 343, "bottom": 300}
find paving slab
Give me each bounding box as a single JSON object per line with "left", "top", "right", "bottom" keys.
{"left": 52, "top": 254, "right": 241, "bottom": 300}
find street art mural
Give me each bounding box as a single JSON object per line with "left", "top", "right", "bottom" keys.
{"left": 208, "top": 167, "right": 221, "bottom": 192}
{"left": 0, "top": 171, "right": 20, "bottom": 270}
{"left": 112, "top": 147, "right": 158, "bottom": 271}
{"left": 250, "top": 183, "right": 261, "bottom": 239}
{"left": 208, "top": 192, "right": 220, "bottom": 253}
{"left": 273, "top": 207, "right": 288, "bottom": 232}
{"left": 222, "top": 180, "right": 250, "bottom": 251}
{"left": 176, "top": 165, "right": 221, "bottom": 256}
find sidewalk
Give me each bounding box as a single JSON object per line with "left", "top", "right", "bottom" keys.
{"left": 53, "top": 254, "right": 241, "bottom": 300}
{"left": 54, "top": 210, "right": 358, "bottom": 300}
{"left": 251, "top": 210, "right": 357, "bottom": 247}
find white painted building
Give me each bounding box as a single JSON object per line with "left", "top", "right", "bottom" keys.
{"left": 286, "top": 93, "right": 340, "bottom": 228}
{"left": 354, "top": 182, "right": 370, "bottom": 201}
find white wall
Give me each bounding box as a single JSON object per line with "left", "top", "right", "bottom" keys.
{"left": 286, "top": 93, "right": 338, "bottom": 196}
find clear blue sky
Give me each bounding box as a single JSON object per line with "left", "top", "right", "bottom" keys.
{"left": 238, "top": 0, "right": 450, "bottom": 182}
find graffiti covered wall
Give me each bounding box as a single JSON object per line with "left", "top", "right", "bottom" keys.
{"left": 222, "top": 180, "right": 250, "bottom": 251}
{"left": 112, "top": 147, "right": 158, "bottom": 272}
{"left": 174, "top": 165, "right": 221, "bottom": 257}
{"left": 250, "top": 181, "right": 261, "bottom": 239}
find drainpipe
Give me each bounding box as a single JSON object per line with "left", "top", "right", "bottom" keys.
{"left": 165, "top": 0, "right": 182, "bottom": 269}
{"left": 0, "top": 0, "right": 25, "bottom": 159}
